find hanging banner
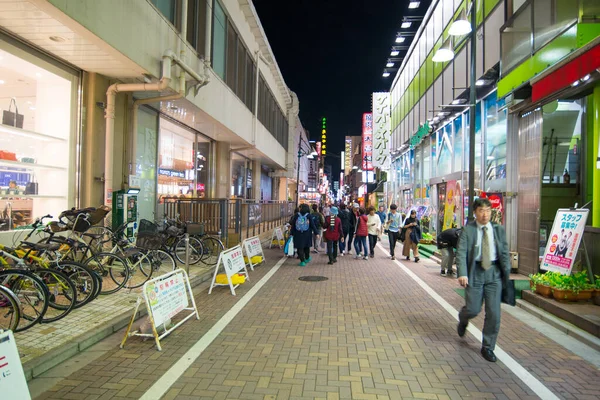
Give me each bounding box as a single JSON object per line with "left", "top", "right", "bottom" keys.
{"left": 540, "top": 208, "right": 589, "bottom": 275}
{"left": 372, "top": 92, "right": 391, "bottom": 170}
{"left": 362, "top": 113, "right": 373, "bottom": 171}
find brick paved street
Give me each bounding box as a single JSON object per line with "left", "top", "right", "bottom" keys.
{"left": 31, "top": 244, "right": 600, "bottom": 400}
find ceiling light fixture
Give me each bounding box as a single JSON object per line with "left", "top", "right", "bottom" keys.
{"left": 571, "top": 80, "right": 580, "bottom": 87}
{"left": 386, "top": 62, "right": 394, "bottom": 68}
{"left": 382, "top": 71, "right": 391, "bottom": 78}
{"left": 408, "top": 1, "right": 420, "bottom": 9}
{"left": 452, "top": 99, "right": 466, "bottom": 105}
{"left": 390, "top": 50, "right": 400, "bottom": 56}
{"left": 475, "top": 79, "right": 487, "bottom": 86}
{"left": 395, "top": 36, "right": 406, "bottom": 43}
{"left": 401, "top": 21, "right": 412, "bottom": 29}
{"left": 448, "top": 9, "right": 472, "bottom": 36}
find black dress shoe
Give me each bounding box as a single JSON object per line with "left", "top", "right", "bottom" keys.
{"left": 457, "top": 322, "right": 467, "bottom": 337}
{"left": 480, "top": 348, "right": 497, "bottom": 362}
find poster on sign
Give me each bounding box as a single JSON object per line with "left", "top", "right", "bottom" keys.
{"left": 481, "top": 192, "right": 504, "bottom": 224}
{"left": 270, "top": 227, "right": 285, "bottom": 249}
{"left": 243, "top": 236, "right": 265, "bottom": 271}
{"left": 0, "top": 330, "right": 30, "bottom": 400}
{"left": 120, "top": 269, "right": 199, "bottom": 351}
{"left": 209, "top": 245, "right": 249, "bottom": 296}
{"left": 540, "top": 208, "right": 589, "bottom": 275}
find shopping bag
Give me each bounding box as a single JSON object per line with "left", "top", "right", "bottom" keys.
{"left": 2, "top": 98, "right": 24, "bottom": 128}
{"left": 284, "top": 237, "right": 295, "bottom": 257}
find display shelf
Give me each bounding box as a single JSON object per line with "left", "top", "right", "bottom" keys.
{"left": 0, "top": 159, "right": 66, "bottom": 171}
{"left": 0, "top": 123, "right": 66, "bottom": 142}
{"left": 0, "top": 195, "right": 67, "bottom": 199}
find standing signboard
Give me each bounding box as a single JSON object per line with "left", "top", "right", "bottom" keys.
{"left": 540, "top": 208, "right": 589, "bottom": 275}
{"left": 243, "top": 236, "right": 265, "bottom": 271}
{"left": 0, "top": 330, "right": 30, "bottom": 400}
{"left": 209, "top": 245, "right": 249, "bottom": 296}
{"left": 120, "top": 269, "right": 199, "bottom": 351}
{"left": 270, "top": 227, "right": 285, "bottom": 249}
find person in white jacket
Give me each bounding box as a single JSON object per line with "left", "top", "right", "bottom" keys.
{"left": 367, "top": 206, "right": 382, "bottom": 258}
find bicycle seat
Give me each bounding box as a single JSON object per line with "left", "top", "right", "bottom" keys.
{"left": 20, "top": 241, "right": 61, "bottom": 252}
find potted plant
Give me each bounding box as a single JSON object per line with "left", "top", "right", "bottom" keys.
{"left": 550, "top": 274, "right": 575, "bottom": 301}
{"left": 570, "top": 271, "right": 595, "bottom": 301}
{"left": 529, "top": 273, "right": 552, "bottom": 297}
{"left": 593, "top": 276, "right": 600, "bottom": 306}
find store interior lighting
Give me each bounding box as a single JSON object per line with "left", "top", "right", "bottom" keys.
{"left": 408, "top": 1, "right": 420, "bottom": 9}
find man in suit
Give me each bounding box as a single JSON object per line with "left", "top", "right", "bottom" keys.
{"left": 456, "top": 198, "right": 511, "bottom": 362}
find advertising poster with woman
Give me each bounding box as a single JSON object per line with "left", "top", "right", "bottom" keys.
{"left": 443, "top": 180, "right": 457, "bottom": 230}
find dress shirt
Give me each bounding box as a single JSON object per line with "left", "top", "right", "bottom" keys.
{"left": 475, "top": 221, "right": 497, "bottom": 262}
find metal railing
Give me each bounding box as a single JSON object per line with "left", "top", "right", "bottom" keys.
{"left": 159, "top": 199, "right": 294, "bottom": 247}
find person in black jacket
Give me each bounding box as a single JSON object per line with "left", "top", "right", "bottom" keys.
{"left": 290, "top": 203, "right": 319, "bottom": 266}
{"left": 437, "top": 227, "right": 462, "bottom": 276}
{"left": 338, "top": 203, "right": 352, "bottom": 256}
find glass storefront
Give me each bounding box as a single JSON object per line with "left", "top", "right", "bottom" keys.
{"left": 157, "top": 117, "right": 212, "bottom": 202}
{"left": 0, "top": 38, "right": 79, "bottom": 232}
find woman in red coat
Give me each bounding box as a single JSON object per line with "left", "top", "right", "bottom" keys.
{"left": 323, "top": 206, "right": 344, "bottom": 264}
{"left": 353, "top": 208, "right": 369, "bottom": 260}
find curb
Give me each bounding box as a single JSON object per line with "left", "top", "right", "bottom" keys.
{"left": 22, "top": 268, "right": 215, "bottom": 382}
{"left": 516, "top": 298, "right": 600, "bottom": 352}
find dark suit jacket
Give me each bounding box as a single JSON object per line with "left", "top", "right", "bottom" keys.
{"left": 456, "top": 222, "right": 511, "bottom": 284}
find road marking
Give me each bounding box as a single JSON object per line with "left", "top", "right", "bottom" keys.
{"left": 139, "top": 256, "right": 288, "bottom": 400}
{"left": 377, "top": 243, "right": 560, "bottom": 400}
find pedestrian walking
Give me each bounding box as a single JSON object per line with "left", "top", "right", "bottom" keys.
{"left": 384, "top": 204, "right": 402, "bottom": 260}
{"left": 456, "top": 198, "right": 511, "bottom": 363}
{"left": 310, "top": 204, "right": 324, "bottom": 253}
{"left": 401, "top": 210, "right": 421, "bottom": 262}
{"left": 338, "top": 203, "right": 351, "bottom": 256}
{"left": 324, "top": 206, "right": 344, "bottom": 265}
{"left": 437, "top": 227, "right": 462, "bottom": 276}
{"left": 353, "top": 207, "right": 369, "bottom": 260}
{"left": 347, "top": 203, "right": 359, "bottom": 254}
{"left": 376, "top": 205, "right": 387, "bottom": 225}
{"left": 322, "top": 203, "right": 331, "bottom": 218}
{"left": 290, "top": 203, "right": 319, "bottom": 267}
{"left": 367, "top": 206, "right": 382, "bottom": 258}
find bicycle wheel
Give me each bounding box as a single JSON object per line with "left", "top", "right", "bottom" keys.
{"left": 33, "top": 268, "right": 77, "bottom": 323}
{"left": 151, "top": 249, "right": 177, "bottom": 274}
{"left": 84, "top": 253, "right": 129, "bottom": 295}
{"left": 174, "top": 237, "right": 203, "bottom": 265}
{"left": 200, "top": 236, "right": 224, "bottom": 266}
{"left": 0, "top": 270, "right": 49, "bottom": 332}
{"left": 56, "top": 261, "right": 100, "bottom": 307}
{"left": 122, "top": 249, "right": 153, "bottom": 289}
{"left": 0, "top": 286, "right": 20, "bottom": 332}
{"left": 84, "top": 226, "right": 114, "bottom": 253}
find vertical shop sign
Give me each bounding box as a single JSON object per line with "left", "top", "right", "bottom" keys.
{"left": 541, "top": 209, "right": 589, "bottom": 275}
{"left": 321, "top": 117, "right": 327, "bottom": 156}
{"left": 372, "top": 92, "right": 391, "bottom": 169}
{"left": 362, "top": 113, "right": 373, "bottom": 170}
{"left": 344, "top": 138, "right": 352, "bottom": 175}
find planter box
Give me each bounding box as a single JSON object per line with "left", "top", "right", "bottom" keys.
{"left": 531, "top": 281, "right": 553, "bottom": 297}
{"left": 577, "top": 289, "right": 595, "bottom": 301}
{"left": 552, "top": 288, "right": 575, "bottom": 302}
{"left": 593, "top": 290, "right": 600, "bottom": 306}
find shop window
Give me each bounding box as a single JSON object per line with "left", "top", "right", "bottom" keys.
{"left": 181, "top": 0, "right": 207, "bottom": 56}
{"left": 437, "top": 124, "right": 452, "bottom": 176}
{"left": 226, "top": 21, "right": 237, "bottom": 89}
{"left": 465, "top": 103, "right": 483, "bottom": 189}
{"left": 236, "top": 42, "right": 247, "bottom": 103}
{"left": 195, "top": 139, "right": 210, "bottom": 198}
{"left": 453, "top": 115, "right": 463, "bottom": 173}
{"left": 423, "top": 143, "right": 431, "bottom": 182}
{"left": 484, "top": 93, "right": 507, "bottom": 181}
{"left": 231, "top": 153, "right": 247, "bottom": 198}
{"left": 212, "top": 0, "right": 226, "bottom": 80}
{"left": 0, "top": 41, "right": 78, "bottom": 232}
{"left": 150, "top": 0, "right": 178, "bottom": 25}
{"left": 245, "top": 52, "right": 256, "bottom": 111}
{"left": 157, "top": 118, "right": 195, "bottom": 198}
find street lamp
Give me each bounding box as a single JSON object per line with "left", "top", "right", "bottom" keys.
{"left": 433, "top": 1, "right": 477, "bottom": 220}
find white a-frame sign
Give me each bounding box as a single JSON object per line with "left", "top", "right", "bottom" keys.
{"left": 208, "top": 245, "right": 249, "bottom": 296}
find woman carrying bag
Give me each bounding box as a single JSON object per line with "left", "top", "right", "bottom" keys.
{"left": 402, "top": 209, "right": 421, "bottom": 263}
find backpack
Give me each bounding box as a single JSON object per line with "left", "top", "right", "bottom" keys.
{"left": 295, "top": 213, "right": 310, "bottom": 232}
{"left": 338, "top": 210, "right": 350, "bottom": 225}
{"left": 310, "top": 212, "right": 322, "bottom": 229}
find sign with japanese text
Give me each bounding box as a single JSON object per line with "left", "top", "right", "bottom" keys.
{"left": 410, "top": 122, "right": 431, "bottom": 149}
{"left": 541, "top": 209, "right": 589, "bottom": 275}
{"left": 321, "top": 117, "right": 327, "bottom": 156}
{"left": 221, "top": 245, "right": 246, "bottom": 278}
{"left": 372, "top": 92, "right": 391, "bottom": 169}
{"left": 344, "top": 138, "right": 352, "bottom": 175}
{"left": 145, "top": 271, "right": 189, "bottom": 327}
{"left": 362, "top": 113, "right": 373, "bottom": 171}
{"left": 243, "top": 236, "right": 265, "bottom": 271}
{"left": 0, "top": 331, "right": 30, "bottom": 400}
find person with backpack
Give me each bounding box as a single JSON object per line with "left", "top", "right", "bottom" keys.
{"left": 290, "top": 203, "right": 319, "bottom": 266}
{"left": 310, "top": 203, "right": 325, "bottom": 253}
{"left": 353, "top": 207, "right": 369, "bottom": 260}
{"left": 323, "top": 206, "right": 344, "bottom": 265}
{"left": 338, "top": 203, "right": 351, "bottom": 256}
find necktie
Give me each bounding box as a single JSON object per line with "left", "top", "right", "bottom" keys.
{"left": 481, "top": 226, "right": 491, "bottom": 270}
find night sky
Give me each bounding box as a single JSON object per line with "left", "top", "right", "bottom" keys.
{"left": 253, "top": 0, "right": 430, "bottom": 179}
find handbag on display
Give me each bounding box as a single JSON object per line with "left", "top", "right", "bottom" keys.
{"left": 0, "top": 150, "right": 18, "bottom": 161}
{"left": 25, "top": 175, "right": 38, "bottom": 195}
{"left": 2, "top": 98, "right": 24, "bottom": 128}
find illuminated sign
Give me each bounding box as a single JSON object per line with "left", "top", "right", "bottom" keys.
{"left": 159, "top": 168, "right": 185, "bottom": 178}
{"left": 341, "top": 151, "right": 345, "bottom": 171}
{"left": 321, "top": 117, "right": 327, "bottom": 156}
{"left": 316, "top": 141, "right": 321, "bottom": 157}
{"left": 410, "top": 122, "right": 431, "bottom": 149}
{"left": 372, "top": 92, "right": 391, "bottom": 169}
{"left": 344, "top": 138, "right": 352, "bottom": 175}
{"left": 362, "top": 113, "right": 373, "bottom": 171}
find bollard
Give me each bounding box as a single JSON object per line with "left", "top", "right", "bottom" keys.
{"left": 184, "top": 233, "right": 190, "bottom": 274}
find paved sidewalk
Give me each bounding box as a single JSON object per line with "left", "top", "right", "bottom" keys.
{"left": 32, "top": 243, "right": 600, "bottom": 399}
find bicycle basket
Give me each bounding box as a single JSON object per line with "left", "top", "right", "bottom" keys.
{"left": 136, "top": 232, "right": 163, "bottom": 250}
{"left": 47, "top": 221, "right": 69, "bottom": 233}
{"left": 165, "top": 225, "right": 181, "bottom": 237}
{"left": 71, "top": 214, "right": 92, "bottom": 233}
{"left": 185, "top": 222, "right": 204, "bottom": 236}
{"left": 138, "top": 219, "right": 158, "bottom": 234}
{"left": 88, "top": 205, "right": 111, "bottom": 225}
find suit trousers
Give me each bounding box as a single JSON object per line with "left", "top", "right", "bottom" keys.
{"left": 459, "top": 264, "right": 502, "bottom": 350}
